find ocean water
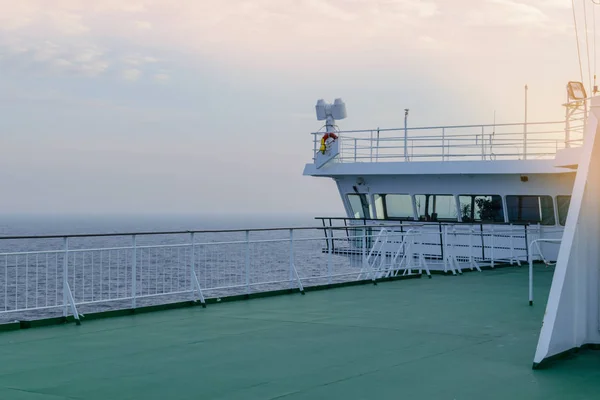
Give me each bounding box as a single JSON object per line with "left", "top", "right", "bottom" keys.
{"left": 0, "top": 212, "right": 365, "bottom": 323}
{"left": 0, "top": 212, "right": 324, "bottom": 236}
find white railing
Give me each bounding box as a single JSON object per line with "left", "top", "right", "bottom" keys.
{"left": 311, "top": 120, "right": 584, "bottom": 163}
{"left": 0, "top": 223, "right": 564, "bottom": 324}
{"left": 528, "top": 238, "right": 562, "bottom": 306}
{"left": 0, "top": 227, "right": 426, "bottom": 324}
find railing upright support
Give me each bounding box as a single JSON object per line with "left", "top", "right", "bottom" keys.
{"left": 288, "top": 229, "right": 304, "bottom": 294}
{"left": 62, "top": 237, "right": 80, "bottom": 325}
{"left": 524, "top": 84, "right": 528, "bottom": 159}
{"left": 442, "top": 127, "right": 445, "bottom": 161}
{"left": 327, "top": 227, "right": 333, "bottom": 284}
{"left": 63, "top": 237, "right": 68, "bottom": 317}
{"left": 245, "top": 230, "right": 250, "bottom": 294}
{"left": 481, "top": 126, "right": 485, "bottom": 160}
{"left": 131, "top": 234, "right": 137, "bottom": 308}
{"left": 289, "top": 229, "right": 294, "bottom": 287}
{"left": 190, "top": 232, "right": 206, "bottom": 307}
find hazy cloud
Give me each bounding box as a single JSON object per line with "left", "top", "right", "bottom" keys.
{"left": 0, "top": 0, "right": 587, "bottom": 215}
{"left": 133, "top": 20, "right": 152, "bottom": 30}
{"left": 122, "top": 68, "right": 142, "bottom": 81}
{"left": 153, "top": 73, "right": 170, "bottom": 83}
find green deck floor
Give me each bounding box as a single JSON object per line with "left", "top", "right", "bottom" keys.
{"left": 1, "top": 266, "right": 599, "bottom": 399}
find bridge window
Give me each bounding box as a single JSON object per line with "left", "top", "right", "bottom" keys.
{"left": 557, "top": 195, "right": 571, "bottom": 226}
{"left": 506, "top": 195, "right": 555, "bottom": 225}
{"left": 459, "top": 195, "right": 504, "bottom": 223}
{"left": 415, "top": 194, "right": 457, "bottom": 222}
{"left": 347, "top": 194, "right": 370, "bottom": 219}
{"left": 374, "top": 194, "right": 414, "bottom": 220}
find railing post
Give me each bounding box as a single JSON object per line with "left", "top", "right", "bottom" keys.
{"left": 529, "top": 242, "right": 534, "bottom": 306}
{"left": 442, "top": 127, "right": 445, "bottom": 161}
{"left": 131, "top": 234, "right": 137, "bottom": 308}
{"left": 63, "top": 237, "right": 69, "bottom": 317}
{"left": 481, "top": 126, "right": 485, "bottom": 160}
{"left": 289, "top": 229, "right": 294, "bottom": 288}
{"left": 327, "top": 227, "right": 333, "bottom": 284}
{"left": 188, "top": 231, "right": 206, "bottom": 307}
{"left": 404, "top": 109, "right": 409, "bottom": 161}
{"left": 245, "top": 230, "right": 250, "bottom": 294}
{"left": 370, "top": 130, "right": 373, "bottom": 162}
{"left": 62, "top": 236, "right": 80, "bottom": 324}
{"left": 190, "top": 232, "right": 195, "bottom": 294}
{"left": 354, "top": 138, "right": 357, "bottom": 162}
{"left": 490, "top": 225, "right": 495, "bottom": 268}
{"left": 524, "top": 84, "right": 528, "bottom": 159}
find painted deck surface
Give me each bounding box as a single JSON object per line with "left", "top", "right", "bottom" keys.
{"left": 0, "top": 267, "right": 599, "bottom": 400}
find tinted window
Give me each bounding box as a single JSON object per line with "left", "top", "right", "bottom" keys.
{"left": 347, "top": 194, "right": 370, "bottom": 219}
{"left": 374, "top": 194, "right": 414, "bottom": 220}
{"left": 506, "top": 195, "right": 555, "bottom": 225}
{"left": 415, "top": 194, "right": 457, "bottom": 222}
{"left": 459, "top": 195, "right": 504, "bottom": 223}
{"left": 557, "top": 195, "right": 571, "bottom": 226}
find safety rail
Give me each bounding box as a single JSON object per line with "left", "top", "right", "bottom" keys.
{"left": 528, "top": 238, "right": 562, "bottom": 306}
{"left": 311, "top": 120, "right": 583, "bottom": 163}
{"left": 0, "top": 223, "right": 564, "bottom": 324}
{"left": 0, "top": 226, "right": 428, "bottom": 324}
{"left": 316, "top": 217, "right": 563, "bottom": 266}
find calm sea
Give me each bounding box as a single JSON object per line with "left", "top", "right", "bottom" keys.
{"left": 0, "top": 212, "right": 325, "bottom": 237}
{"left": 0, "top": 213, "right": 358, "bottom": 322}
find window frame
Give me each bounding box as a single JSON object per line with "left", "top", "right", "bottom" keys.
{"left": 458, "top": 194, "right": 505, "bottom": 223}
{"left": 346, "top": 193, "right": 371, "bottom": 219}
{"left": 505, "top": 195, "right": 556, "bottom": 226}
{"left": 556, "top": 195, "right": 571, "bottom": 226}
{"left": 373, "top": 194, "right": 416, "bottom": 221}
{"left": 414, "top": 194, "right": 459, "bottom": 222}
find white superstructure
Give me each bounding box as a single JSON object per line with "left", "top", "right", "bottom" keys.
{"left": 304, "top": 87, "right": 590, "bottom": 267}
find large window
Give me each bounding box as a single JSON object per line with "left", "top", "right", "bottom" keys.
{"left": 415, "top": 194, "right": 457, "bottom": 222}
{"left": 374, "top": 194, "right": 414, "bottom": 220}
{"left": 506, "top": 195, "right": 555, "bottom": 225}
{"left": 459, "top": 195, "right": 504, "bottom": 223}
{"left": 347, "top": 194, "right": 370, "bottom": 219}
{"left": 557, "top": 195, "right": 571, "bottom": 226}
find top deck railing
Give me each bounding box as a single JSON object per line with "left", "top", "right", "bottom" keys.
{"left": 311, "top": 120, "right": 584, "bottom": 163}
{"left": 310, "top": 94, "right": 593, "bottom": 164}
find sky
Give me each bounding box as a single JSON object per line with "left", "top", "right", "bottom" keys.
{"left": 0, "top": 0, "right": 592, "bottom": 216}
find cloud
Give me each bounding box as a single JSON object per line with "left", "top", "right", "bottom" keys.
{"left": 153, "top": 73, "right": 170, "bottom": 83}
{"left": 122, "top": 68, "right": 142, "bottom": 81}
{"left": 47, "top": 11, "right": 90, "bottom": 35}
{"left": 0, "top": 0, "right": 574, "bottom": 74}
{"left": 133, "top": 20, "right": 152, "bottom": 30}
{"left": 123, "top": 54, "right": 158, "bottom": 66}
{"left": 1, "top": 40, "right": 109, "bottom": 76}
{"left": 466, "top": 0, "right": 567, "bottom": 33}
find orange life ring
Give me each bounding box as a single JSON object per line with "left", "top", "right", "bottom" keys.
{"left": 319, "top": 132, "right": 338, "bottom": 154}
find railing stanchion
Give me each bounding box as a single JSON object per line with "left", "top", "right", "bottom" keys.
{"left": 481, "top": 126, "right": 485, "bottom": 160}
{"left": 327, "top": 227, "right": 333, "bottom": 284}
{"left": 529, "top": 244, "right": 534, "bottom": 306}
{"left": 245, "top": 230, "right": 250, "bottom": 294}
{"left": 442, "top": 127, "right": 445, "bottom": 161}
{"left": 289, "top": 229, "right": 294, "bottom": 288}
{"left": 63, "top": 237, "right": 69, "bottom": 317}
{"left": 132, "top": 234, "right": 137, "bottom": 308}
{"left": 189, "top": 232, "right": 206, "bottom": 307}
{"left": 62, "top": 237, "right": 80, "bottom": 324}
{"left": 190, "top": 232, "right": 195, "bottom": 294}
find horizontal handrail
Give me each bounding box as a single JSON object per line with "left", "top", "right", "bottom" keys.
{"left": 310, "top": 120, "right": 567, "bottom": 135}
